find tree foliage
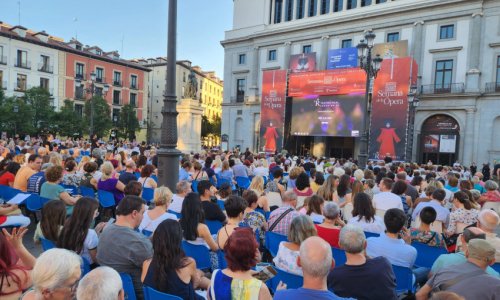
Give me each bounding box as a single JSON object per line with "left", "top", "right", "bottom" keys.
{"left": 51, "top": 99, "right": 85, "bottom": 137}
{"left": 116, "top": 104, "right": 140, "bottom": 140}
{"left": 84, "top": 96, "right": 112, "bottom": 137}
{"left": 201, "top": 115, "right": 221, "bottom": 138}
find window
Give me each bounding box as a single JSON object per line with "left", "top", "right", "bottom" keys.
{"left": 40, "top": 78, "right": 49, "bottom": 91}
{"left": 341, "top": 39, "right": 352, "bottom": 48}
{"left": 296, "top": 0, "right": 305, "bottom": 19}
{"left": 75, "top": 85, "right": 84, "bottom": 99}
{"left": 130, "top": 93, "right": 137, "bottom": 107}
{"left": 113, "top": 90, "right": 121, "bottom": 105}
{"left": 113, "top": 71, "right": 122, "bottom": 86}
{"left": 236, "top": 79, "right": 246, "bottom": 102}
{"left": 303, "top": 45, "right": 312, "bottom": 53}
{"left": 75, "top": 104, "right": 83, "bottom": 117}
{"left": 285, "top": 0, "right": 294, "bottom": 21}
{"left": 39, "top": 55, "right": 51, "bottom": 73}
{"left": 16, "top": 74, "right": 27, "bottom": 91}
{"left": 16, "top": 50, "right": 28, "bottom": 68}
{"left": 268, "top": 50, "right": 277, "bottom": 61}
{"left": 308, "top": 0, "right": 317, "bottom": 17}
{"left": 376, "top": 0, "right": 387, "bottom": 3}
{"left": 96, "top": 68, "right": 104, "bottom": 82}
{"left": 274, "top": 0, "right": 283, "bottom": 23}
{"left": 75, "top": 63, "right": 84, "bottom": 79}
{"left": 183, "top": 72, "right": 186, "bottom": 83}
{"left": 434, "top": 60, "right": 453, "bottom": 92}
{"left": 238, "top": 54, "right": 246, "bottom": 65}
{"left": 347, "top": 0, "right": 356, "bottom": 9}
{"left": 75, "top": 44, "right": 82, "bottom": 50}
{"left": 320, "top": 0, "right": 330, "bottom": 14}
{"left": 0, "top": 45, "right": 5, "bottom": 64}
{"left": 334, "top": 0, "right": 343, "bottom": 12}
{"left": 112, "top": 109, "right": 120, "bottom": 123}
{"left": 95, "top": 87, "right": 103, "bottom": 97}
{"left": 0, "top": 70, "right": 3, "bottom": 89}
{"left": 361, "top": 0, "right": 372, "bottom": 6}
{"left": 439, "top": 25, "right": 455, "bottom": 40}
{"left": 496, "top": 56, "right": 500, "bottom": 86}
{"left": 387, "top": 32, "right": 400, "bottom": 42}
{"left": 131, "top": 75, "right": 138, "bottom": 89}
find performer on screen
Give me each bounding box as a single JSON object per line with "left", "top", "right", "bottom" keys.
{"left": 377, "top": 121, "right": 401, "bottom": 159}
{"left": 263, "top": 121, "right": 278, "bottom": 153}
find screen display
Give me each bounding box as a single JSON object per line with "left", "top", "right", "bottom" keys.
{"left": 290, "top": 95, "right": 366, "bottom": 137}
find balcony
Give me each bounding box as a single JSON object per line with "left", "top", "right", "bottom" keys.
{"left": 420, "top": 83, "right": 465, "bottom": 95}
{"left": 95, "top": 77, "right": 107, "bottom": 84}
{"left": 231, "top": 94, "right": 247, "bottom": 103}
{"left": 130, "top": 83, "right": 138, "bottom": 90}
{"left": 0, "top": 56, "right": 6, "bottom": 65}
{"left": 75, "top": 88, "right": 85, "bottom": 100}
{"left": 113, "top": 79, "right": 122, "bottom": 87}
{"left": 112, "top": 97, "right": 123, "bottom": 106}
{"left": 14, "top": 60, "right": 31, "bottom": 69}
{"left": 74, "top": 73, "right": 86, "bottom": 80}
{"left": 485, "top": 82, "right": 500, "bottom": 93}
{"left": 14, "top": 83, "right": 31, "bottom": 92}
{"left": 38, "top": 63, "right": 54, "bottom": 73}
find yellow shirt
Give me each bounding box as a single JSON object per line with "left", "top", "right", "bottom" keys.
{"left": 13, "top": 166, "right": 36, "bottom": 192}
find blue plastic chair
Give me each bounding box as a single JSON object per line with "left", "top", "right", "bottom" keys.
{"left": 81, "top": 257, "right": 91, "bottom": 277}
{"left": 265, "top": 231, "right": 288, "bottom": 257}
{"left": 218, "top": 176, "right": 233, "bottom": 190}
{"left": 181, "top": 241, "right": 211, "bottom": 270}
{"left": 80, "top": 186, "right": 95, "bottom": 198}
{"left": 143, "top": 286, "right": 182, "bottom": 300}
{"left": 332, "top": 247, "right": 346, "bottom": 266}
{"left": 235, "top": 176, "right": 251, "bottom": 190}
{"left": 191, "top": 180, "right": 199, "bottom": 193}
{"left": 120, "top": 273, "right": 137, "bottom": 300}
{"left": 272, "top": 267, "right": 303, "bottom": 290}
{"left": 411, "top": 242, "right": 448, "bottom": 269}
{"left": 217, "top": 250, "right": 227, "bottom": 269}
{"left": 167, "top": 210, "right": 182, "bottom": 219}
{"left": 364, "top": 231, "right": 380, "bottom": 238}
{"left": 216, "top": 199, "right": 225, "bottom": 210}
{"left": 392, "top": 265, "right": 416, "bottom": 294}
{"left": 205, "top": 220, "right": 223, "bottom": 235}
{"left": 61, "top": 184, "right": 77, "bottom": 195}
{"left": 97, "top": 190, "right": 115, "bottom": 208}
{"left": 151, "top": 175, "right": 158, "bottom": 183}
{"left": 0, "top": 186, "right": 22, "bottom": 201}
{"left": 26, "top": 194, "right": 50, "bottom": 215}
{"left": 134, "top": 172, "right": 141, "bottom": 179}
{"left": 142, "top": 188, "right": 154, "bottom": 204}
{"left": 142, "top": 229, "right": 153, "bottom": 237}
{"left": 40, "top": 237, "right": 56, "bottom": 251}
{"left": 492, "top": 263, "right": 500, "bottom": 273}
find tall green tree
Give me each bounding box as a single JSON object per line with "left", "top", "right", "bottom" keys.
{"left": 52, "top": 99, "right": 85, "bottom": 137}
{"left": 117, "top": 104, "right": 140, "bottom": 140}
{"left": 84, "top": 96, "right": 112, "bottom": 138}
{"left": 23, "top": 87, "right": 55, "bottom": 135}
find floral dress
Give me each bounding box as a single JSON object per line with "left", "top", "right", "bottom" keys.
{"left": 273, "top": 242, "right": 302, "bottom": 275}
{"left": 62, "top": 172, "right": 83, "bottom": 187}
{"left": 447, "top": 208, "right": 479, "bottom": 234}
{"left": 410, "top": 228, "right": 446, "bottom": 248}
{"left": 242, "top": 210, "right": 266, "bottom": 244}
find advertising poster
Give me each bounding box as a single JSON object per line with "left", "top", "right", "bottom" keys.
{"left": 439, "top": 135, "right": 457, "bottom": 153}
{"left": 290, "top": 95, "right": 365, "bottom": 137}
{"left": 373, "top": 40, "right": 408, "bottom": 59}
{"left": 369, "top": 57, "right": 417, "bottom": 161}
{"left": 423, "top": 135, "right": 439, "bottom": 153}
{"left": 327, "top": 47, "right": 358, "bottom": 70}
{"left": 289, "top": 53, "right": 317, "bottom": 73}
{"left": 259, "top": 70, "right": 287, "bottom": 153}
{"left": 288, "top": 68, "right": 366, "bottom": 97}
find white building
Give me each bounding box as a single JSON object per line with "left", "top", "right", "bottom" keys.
{"left": 221, "top": 0, "right": 500, "bottom": 166}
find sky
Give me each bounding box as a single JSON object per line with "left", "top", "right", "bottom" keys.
{"left": 0, "top": 0, "right": 233, "bottom": 76}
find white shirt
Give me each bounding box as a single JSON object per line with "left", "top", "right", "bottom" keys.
{"left": 373, "top": 191, "right": 404, "bottom": 211}
{"left": 348, "top": 216, "right": 386, "bottom": 234}
{"left": 253, "top": 166, "right": 269, "bottom": 178}
{"left": 80, "top": 229, "right": 99, "bottom": 263}
{"left": 169, "top": 194, "right": 185, "bottom": 213}
{"left": 138, "top": 210, "right": 178, "bottom": 232}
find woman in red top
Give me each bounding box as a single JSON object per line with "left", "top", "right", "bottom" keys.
{"left": 0, "top": 161, "right": 20, "bottom": 187}
{"left": 479, "top": 180, "right": 500, "bottom": 203}
{"left": 315, "top": 201, "right": 345, "bottom": 248}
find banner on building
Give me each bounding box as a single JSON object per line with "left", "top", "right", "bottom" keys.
{"left": 259, "top": 70, "right": 288, "bottom": 153}
{"left": 327, "top": 47, "right": 358, "bottom": 70}
{"left": 373, "top": 40, "right": 408, "bottom": 59}
{"left": 288, "top": 68, "right": 366, "bottom": 97}
{"left": 289, "top": 53, "right": 317, "bottom": 73}
{"left": 369, "top": 57, "right": 417, "bottom": 161}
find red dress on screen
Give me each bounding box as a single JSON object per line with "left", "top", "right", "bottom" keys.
{"left": 263, "top": 126, "right": 278, "bottom": 152}
{"left": 315, "top": 225, "right": 341, "bottom": 248}
{"left": 377, "top": 127, "right": 401, "bottom": 158}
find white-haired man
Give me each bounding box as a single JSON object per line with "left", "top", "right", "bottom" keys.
{"left": 76, "top": 266, "right": 124, "bottom": 300}
{"left": 274, "top": 236, "right": 354, "bottom": 300}
{"left": 477, "top": 209, "right": 500, "bottom": 261}
{"left": 169, "top": 180, "right": 192, "bottom": 213}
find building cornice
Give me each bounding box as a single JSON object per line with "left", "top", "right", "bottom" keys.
{"left": 428, "top": 46, "right": 463, "bottom": 53}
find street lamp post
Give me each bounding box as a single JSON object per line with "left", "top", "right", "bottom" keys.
{"left": 356, "top": 31, "right": 383, "bottom": 168}
{"left": 157, "top": 0, "right": 181, "bottom": 191}
{"left": 406, "top": 85, "right": 419, "bottom": 162}
{"left": 75, "top": 72, "right": 109, "bottom": 137}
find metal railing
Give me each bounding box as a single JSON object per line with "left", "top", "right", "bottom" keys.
{"left": 0, "top": 56, "right": 6, "bottom": 65}
{"left": 75, "top": 73, "right": 86, "bottom": 80}
{"left": 420, "top": 83, "right": 465, "bottom": 95}
{"left": 113, "top": 79, "right": 122, "bottom": 87}
{"left": 485, "top": 82, "right": 500, "bottom": 93}
{"left": 38, "top": 63, "right": 54, "bottom": 73}
{"left": 130, "top": 83, "right": 138, "bottom": 90}
{"left": 75, "top": 88, "right": 85, "bottom": 100}
{"left": 14, "top": 60, "right": 31, "bottom": 69}
{"left": 231, "top": 94, "right": 247, "bottom": 103}
{"left": 95, "top": 76, "right": 107, "bottom": 84}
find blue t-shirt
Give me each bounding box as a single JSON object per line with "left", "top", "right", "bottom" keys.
{"left": 274, "top": 288, "right": 354, "bottom": 300}
{"left": 27, "top": 172, "right": 46, "bottom": 194}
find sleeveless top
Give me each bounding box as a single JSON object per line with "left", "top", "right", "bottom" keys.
{"left": 400, "top": 195, "right": 410, "bottom": 214}
{"left": 97, "top": 178, "right": 124, "bottom": 205}
{"left": 143, "top": 259, "right": 204, "bottom": 300}
{"left": 212, "top": 269, "right": 262, "bottom": 300}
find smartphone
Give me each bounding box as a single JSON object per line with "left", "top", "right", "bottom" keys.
{"left": 252, "top": 265, "right": 277, "bottom": 282}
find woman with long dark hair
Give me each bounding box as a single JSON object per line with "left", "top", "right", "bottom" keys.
{"left": 57, "top": 197, "right": 99, "bottom": 264}
{"left": 446, "top": 191, "right": 479, "bottom": 236}
{"left": 337, "top": 174, "right": 352, "bottom": 208}
{"left": 33, "top": 199, "right": 66, "bottom": 243}
{"left": 141, "top": 219, "right": 210, "bottom": 299}
{"left": 179, "top": 193, "right": 218, "bottom": 251}
{"left": 348, "top": 193, "right": 385, "bottom": 234}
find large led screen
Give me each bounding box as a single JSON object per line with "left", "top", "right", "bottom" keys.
{"left": 290, "top": 95, "right": 366, "bottom": 137}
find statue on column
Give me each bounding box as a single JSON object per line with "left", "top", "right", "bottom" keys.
{"left": 183, "top": 69, "right": 198, "bottom": 100}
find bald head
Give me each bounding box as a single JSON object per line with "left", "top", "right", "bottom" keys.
{"left": 298, "top": 236, "right": 332, "bottom": 278}
{"left": 478, "top": 210, "right": 500, "bottom": 233}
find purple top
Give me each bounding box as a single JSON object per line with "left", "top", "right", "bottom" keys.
{"left": 98, "top": 178, "right": 124, "bottom": 205}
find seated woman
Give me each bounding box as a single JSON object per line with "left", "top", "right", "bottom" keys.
{"left": 315, "top": 201, "right": 345, "bottom": 248}
{"left": 479, "top": 180, "right": 500, "bottom": 203}
{"left": 310, "top": 171, "right": 325, "bottom": 194}
{"left": 62, "top": 160, "right": 82, "bottom": 187}
{"left": 142, "top": 219, "right": 210, "bottom": 299}
{"left": 124, "top": 181, "right": 143, "bottom": 196}
{"left": 273, "top": 215, "right": 317, "bottom": 275}
{"left": 57, "top": 197, "right": 100, "bottom": 265}
{"left": 20, "top": 248, "right": 81, "bottom": 300}
{"left": 97, "top": 161, "right": 125, "bottom": 205}
{"left": 0, "top": 228, "right": 36, "bottom": 300}
{"left": 292, "top": 172, "right": 313, "bottom": 208}
{"left": 216, "top": 195, "right": 247, "bottom": 249}
{"left": 317, "top": 175, "right": 340, "bottom": 202}
{"left": 180, "top": 193, "right": 219, "bottom": 252}
{"left": 242, "top": 190, "right": 268, "bottom": 244}
{"left": 33, "top": 199, "right": 66, "bottom": 244}
{"left": 266, "top": 168, "right": 286, "bottom": 195}
{"left": 209, "top": 228, "right": 273, "bottom": 300}
{"left": 303, "top": 195, "right": 325, "bottom": 224}
{"left": 79, "top": 161, "right": 98, "bottom": 191}
{"left": 391, "top": 180, "right": 412, "bottom": 215}
{"left": 192, "top": 161, "right": 209, "bottom": 182}
{"left": 216, "top": 182, "right": 232, "bottom": 202}
{"left": 40, "top": 165, "right": 81, "bottom": 216}
{"left": 446, "top": 191, "right": 479, "bottom": 237}
{"left": 410, "top": 207, "right": 446, "bottom": 248}
{"left": 0, "top": 202, "right": 30, "bottom": 228}
{"left": 249, "top": 175, "right": 270, "bottom": 211}
{"left": 0, "top": 161, "right": 20, "bottom": 187}
{"left": 138, "top": 164, "right": 158, "bottom": 189}
{"left": 139, "top": 186, "right": 178, "bottom": 233}
{"left": 348, "top": 193, "right": 385, "bottom": 234}
{"left": 336, "top": 174, "right": 352, "bottom": 208}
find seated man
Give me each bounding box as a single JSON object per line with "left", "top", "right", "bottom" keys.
{"left": 97, "top": 195, "right": 152, "bottom": 300}
{"left": 76, "top": 266, "right": 124, "bottom": 300}
{"left": 198, "top": 180, "right": 226, "bottom": 223}
{"left": 477, "top": 209, "right": 500, "bottom": 262}
{"left": 412, "top": 188, "right": 450, "bottom": 227}
{"left": 274, "top": 236, "right": 354, "bottom": 300}
{"left": 373, "top": 178, "right": 404, "bottom": 211}
{"left": 416, "top": 239, "right": 500, "bottom": 300}
{"left": 431, "top": 227, "right": 499, "bottom": 277}
{"left": 169, "top": 180, "right": 191, "bottom": 213}
{"left": 268, "top": 191, "right": 300, "bottom": 236}
{"left": 328, "top": 225, "right": 397, "bottom": 300}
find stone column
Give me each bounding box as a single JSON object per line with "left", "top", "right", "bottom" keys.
{"left": 466, "top": 12, "right": 483, "bottom": 93}
{"left": 357, "top": 0, "right": 361, "bottom": 9}
{"left": 462, "top": 108, "right": 476, "bottom": 165}
{"left": 343, "top": 0, "right": 348, "bottom": 11}
{"left": 283, "top": 41, "right": 292, "bottom": 70}
{"left": 282, "top": 0, "right": 286, "bottom": 21}
{"left": 251, "top": 46, "right": 260, "bottom": 102}
{"left": 270, "top": 0, "right": 276, "bottom": 24}
{"left": 292, "top": 0, "right": 297, "bottom": 20}
{"left": 411, "top": 21, "right": 425, "bottom": 79}
{"left": 319, "top": 35, "right": 330, "bottom": 71}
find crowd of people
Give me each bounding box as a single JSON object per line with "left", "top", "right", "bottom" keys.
{"left": 1, "top": 136, "right": 500, "bottom": 299}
